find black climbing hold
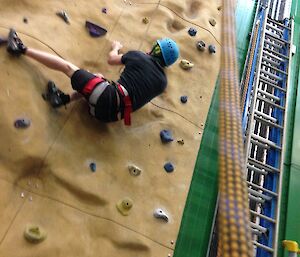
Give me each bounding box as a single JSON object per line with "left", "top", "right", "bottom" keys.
{"left": 102, "top": 7, "right": 107, "bottom": 14}
{"left": 188, "top": 27, "right": 197, "bottom": 37}
{"left": 164, "top": 162, "right": 174, "bottom": 173}
{"left": 86, "top": 21, "right": 107, "bottom": 37}
{"left": 89, "top": 162, "right": 97, "bottom": 172}
{"left": 208, "top": 45, "right": 216, "bottom": 54}
{"left": 196, "top": 40, "right": 206, "bottom": 51}
{"left": 160, "top": 130, "right": 173, "bottom": 143}
{"left": 180, "top": 96, "right": 188, "bottom": 103}
{"left": 23, "top": 17, "right": 28, "bottom": 24}
{"left": 14, "top": 118, "right": 31, "bottom": 129}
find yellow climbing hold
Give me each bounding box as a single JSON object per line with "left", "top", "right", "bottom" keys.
{"left": 142, "top": 17, "right": 149, "bottom": 24}
{"left": 180, "top": 59, "right": 194, "bottom": 70}
{"left": 116, "top": 197, "right": 133, "bottom": 216}
{"left": 282, "top": 240, "right": 300, "bottom": 253}
{"left": 24, "top": 224, "right": 47, "bottom": 243}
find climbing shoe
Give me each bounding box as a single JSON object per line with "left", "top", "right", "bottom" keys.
{"left": 43, "top": 81, "right": 70, "bottom": 108}
{"left": 7, "top": 29, "right": 27, "bottom": 56}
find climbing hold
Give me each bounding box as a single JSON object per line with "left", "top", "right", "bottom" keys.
{"left": 86, "top": 21, "right": 107, "bottom": 37}
{"left": 23, "top": 17, "right": 28, "bottom": 24}
{"left": 14, "top": 118, "right": 31, "bottom": 129}
{"left": 209, "top": 18, "right": 217, "bottom": 27}
{"left": 102, "top": 7, "right": 107, "bottom": 14}
{"left": 171, "top": 240, "right": 174, "bottom": 245}
{"left": 160, "top": 130, "right": 173, "bottom": 143}
{"left": 153, "top": 208, "right": 169, "bottom": 222}
{"left": 188, "top": 27, "right": 197, "bottom": 36}
{"left": 164, "top": 162, "right": 174, "bottom": 173}
{"left": 24, "top": 224, "right": 47, "bottom": 243}
{"left": 29, "top": 196, "right": 33, "bottom": 201}
{"left": 217, "top": 6, "right": 222, "bottom": 11}
{"left": 196, "top": 40, "right": 206, "bottom": 51}
{"left": 180, "top": 95, "right": 188, "bottom": 103}
{"left": 208, "top": 45, "right": 216, "bottom": 54}
{"left": 116, "top": 197, "right": 133, "bottom": 216}
{"left": 21, "top": 192, "right": 25, "bottom": 198}
{"left": 0, "top": 36, "right": 7, "bottom": 46}
{"left": 177, "top": 139, "right": 184, "bottom": 145}
{"left": 89, "top": 162, "right": 97, "bottom": 172}
{"left": 180, "top": 59, "right": 194, "bottom": 70}
{"left": 56, "top": 10, "right": 70, "bottom": 24}
{"left": 128, "top": 165, "right": 142, "bottom": 176}
{"left": 142, "top": 17, "right": 149, "bottom": 24}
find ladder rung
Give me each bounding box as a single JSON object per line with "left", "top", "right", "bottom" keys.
{"left": 250, "top": 210, "right": 276, "bottom": 223}
{"left": 253, "top": 241, "right": 274, "bottom": 253}
{"left": 248, "top": 188, "right": 272, "bottom": 201}
{"left": 250, "top": 222, "right": 267, "bottom": 233}
{"left": 251, "top": 138, "right": 270, "bottom": 149}
{"left": 260, "top": 74, "right": 279, "bottom": 85}
{"left": 264, "top": 47, "right": 289, "bottom": 60}
{"left": 265, "top": 31, "right": 290, "bottom": 45}
{"left": 262, "top": 56, "right": 281, "bottom": 67}
{"left": 251, "top": 134, "right": 282, "bottom": 150}
{"left": 257, "top": 95, "right": 285, "bottom": 111}
{"left": 267, "top": 18, "right": 291, "bottom": 31}
{"left": 249, "top": 158, "right": 280, "bottom": 173}
{"left": 259, "top": 76, "right": 287, "bottom": 92}
{"left": 247, "top": 181, "right": 278, "bottom": 197}
{"left": 261, "top": 62, "right": 288, "bottom": 75}
{"left": 249, "top": 194, "right": 265, "bottom": 204}
{"left": 247, "top": 164, "right": 268, "bottom": 175}
{"left": 254, "top": 114, "right": 283, "bottom": 130}
{"left": 257, "top": 89, "right": 280, "bottom": 102}
{"left": 261, "top": 69, "right": 283, "bottom": 81}
{"left": 266, "top": 23, "right": 284, "bottom": 33}
{"left": 264, "top": 39, "right": 283, "bottom": 50}
{"left": 263, "top": 50, "right": 285, "bottom": 63}
{"left": 254, "top": 110, "right": 277, "bottom": 123}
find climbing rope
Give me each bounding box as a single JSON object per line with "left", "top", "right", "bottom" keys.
{"left": 218, "top": 0, "right": 253, "bottom": 256}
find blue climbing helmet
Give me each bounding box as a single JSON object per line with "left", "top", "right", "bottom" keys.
{"left": 156, "top": 38, "right": 179, "bottom": 67}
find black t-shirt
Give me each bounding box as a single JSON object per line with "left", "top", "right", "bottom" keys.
{"left": 118, "top": 51, "right": 167, "bottom": 111}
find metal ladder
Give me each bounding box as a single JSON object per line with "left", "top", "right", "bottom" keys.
{"left": 241, "top": 1, "right": 294, "bottom": 256}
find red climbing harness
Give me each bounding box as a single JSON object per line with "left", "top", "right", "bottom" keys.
{"left": 82, "top": 77, "right": 105, "bottom": 96}
{"left": 116, "top": 84, "right": 132, "bottom": 126}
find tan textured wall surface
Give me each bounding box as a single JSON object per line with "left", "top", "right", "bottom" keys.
{"left": 0, "top": 0, "right": 221, "bottom": 256}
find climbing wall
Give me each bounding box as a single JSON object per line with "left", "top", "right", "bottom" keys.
{"left": 0, "top": 0, "right": 221, "bottom": 256}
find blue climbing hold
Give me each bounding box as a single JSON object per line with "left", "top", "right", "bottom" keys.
{"left": 188, "top": 27, "right": 197, "bottom": 36}
{"left": 180, "top": 96, "right": 188, "bottom": 103}
{"left": 14, "top": 118, "right": 31, "bottom": 129}
{"left": 164, "top": 162, "right": 174, "bottom": 173}
{"left": 86, "top": 21, "right": 107, "bottom": 37}
{"left": 89, "top": 162, "right": 97, "bottom": 172}
{"left": 160, "top": 130, "right": 173, "bottom": 143}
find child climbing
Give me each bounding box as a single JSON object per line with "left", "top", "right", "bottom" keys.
{"left": 6, "top": 29, "right": 180, "bottom": 125}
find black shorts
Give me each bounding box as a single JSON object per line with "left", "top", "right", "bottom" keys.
{"left": 71, "top": 69, "right": 119, "bottom": 122}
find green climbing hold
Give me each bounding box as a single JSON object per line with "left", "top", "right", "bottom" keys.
{"left": 24, "top": 224, "right": 47, "bottom": 243}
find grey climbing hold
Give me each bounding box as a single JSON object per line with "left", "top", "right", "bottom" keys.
{"left": 164, "top": 162, "right": 174, "bottom": 173}
{"left": 209, "top": 18, "right": 217, "bottom": 27}
{"left": 0, "top": 36, "right": 7, "bottom": 46}
{"left": 56, "top": 10, "right": 70, "bottom": 24}
{"left": 208, "top": 45, "right": 216, "bottom": 54}
{"left": 86, "top": 21, "right": 107, "bottom": 37}
{"left": 153, "top": 208, "right": 169, "bottom": 222}
{"left": 196, "top": 40, "right": 206, "bottom": 51}
{"left": 160, "top": 130, "right": 173, "bottom": 143}
{"left": 128, "top": 165, "right": 142, "bottom": 176}
{"left": 14, "top": 118, "right": 31, "bottom": 129}
{"left": 188, "top": 27, "right": 197, "bottom": 36}
{"left": 89, "top": 162, "right": 97, "bottom": 172}
{"left": 102, "top": 7, "right": 107, "bottom": 14}
{"left": 24, "top": 225, "right": 47, "bottom": 243}
{"left": 180, "top": 95, "right": 188, "bottom": 103}
{"left": 116, "top": 197, "right": 133, "bottom": 216}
